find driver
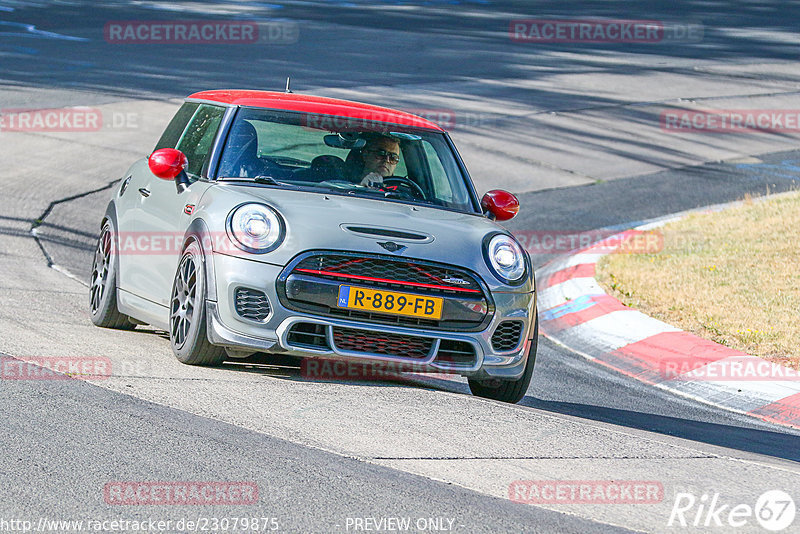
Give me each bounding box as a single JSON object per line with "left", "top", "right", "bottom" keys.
{"left": 356, "top": 135, "right": 400, "bottom": 188}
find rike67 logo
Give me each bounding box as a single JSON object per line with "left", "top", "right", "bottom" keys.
{"left": 668, "top": 490, "right": 796, "bottom": 531}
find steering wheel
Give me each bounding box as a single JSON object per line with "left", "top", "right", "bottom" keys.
{"left": 381, "top": 176, "right": 426, "bottom": 200}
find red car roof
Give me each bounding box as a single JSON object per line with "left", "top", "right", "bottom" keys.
{"left": 187, "top": 90, "right": 445, "bottom": 131}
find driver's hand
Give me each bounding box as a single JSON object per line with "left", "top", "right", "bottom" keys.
{"left": 360, "top": 172, "right": 384, "bottom": 188}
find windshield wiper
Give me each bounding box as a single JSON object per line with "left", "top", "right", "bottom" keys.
{"left": 219, "top": 176, "right": 288, "bottom": 186}
{"left": 253, "top": 175, "right": 281, "bottom": 185}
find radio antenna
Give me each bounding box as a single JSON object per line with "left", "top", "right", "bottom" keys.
{"left": 285, "top": 76, "right": 293, "bottom": 93}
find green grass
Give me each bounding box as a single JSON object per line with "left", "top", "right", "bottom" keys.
{"left": 596, "top": 192, "right": 800, "bottom": 368}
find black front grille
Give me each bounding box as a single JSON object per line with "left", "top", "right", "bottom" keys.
{"left": 435, "top": 340, "right": 476, "bottom": 366}
{"left": 332, "top": 327, "right": 433, "bottom": 359}
{"left": 491, "top": 320, "right": 524, "bottom": 351}
{"left": 280, "top": 252, "right": 491, "bottom": 331}
{"left": 287, "top": 323, "right": 329, "bottom": 350}
{"left": 235, "top": 287, "right": 271, "bottom": 322}
{"left": 293, "top": 254, "right": 482, "bottom": 295}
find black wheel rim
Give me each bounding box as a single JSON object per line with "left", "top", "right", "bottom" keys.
{"left": 170, "top": 254, "right": 197, "bottom": 348}
{"left": 90, "top": 226, "right": 112, "bottom": 314}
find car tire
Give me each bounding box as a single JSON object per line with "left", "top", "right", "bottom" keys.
{"left": 468, "top": 318, "right": 538, "bottom": 404}
{"left": 89, "top": 219, "right": 136, "bottom": 329}
{"left": 169, "top": 240, "right": 226, "bottom": 366}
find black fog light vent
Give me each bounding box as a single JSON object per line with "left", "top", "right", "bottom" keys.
{"left": 491, "top": 320, "right": 524, "bottom": 352}
{"left": 234, "top": 287, "right": 271, "bottom": 322}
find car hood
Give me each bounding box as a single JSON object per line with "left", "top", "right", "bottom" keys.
{"left": 199, "top": 184, "right": 531, "bottom": 292}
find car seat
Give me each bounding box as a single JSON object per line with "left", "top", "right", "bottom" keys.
{"left": 293, "top": 155, "right": 345, "bottom": 183}
{"left": 342, "top": 148, "right": 366, "bottom": 183}
{"left": 218, "top": 121, "right": 266, "bottom": 178}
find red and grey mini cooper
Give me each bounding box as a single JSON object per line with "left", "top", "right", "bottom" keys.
{"left": 90, "top": 90, "right": 537, "bottom": 403}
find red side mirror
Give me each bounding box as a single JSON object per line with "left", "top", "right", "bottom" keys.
{"left": 148, "top": 148, "right": 188, "bottom": 180}
{"left": 481, "top": 190, "right": 519, "bottom": 221}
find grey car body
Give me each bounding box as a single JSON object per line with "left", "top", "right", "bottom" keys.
{"left": 90, "top": 90, "right": 537, "bottom": 403}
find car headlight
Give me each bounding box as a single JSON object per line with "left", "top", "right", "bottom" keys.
{"left": 484, "top": 233, "right": 527, "bottom": 284}
{"left": 227, "top": 203, "right": 284, "bottom": 253}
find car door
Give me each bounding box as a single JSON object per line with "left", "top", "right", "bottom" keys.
{"left": 118, "top": 102, "right": 199, "bottom": 294}
{"left": 133, "top": 103, "right": 227, "bottom": 307}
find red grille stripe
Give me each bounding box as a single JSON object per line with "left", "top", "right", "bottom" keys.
{"left": 294, "top": 268, "right": 481, "bottom": 294}
{"left": 328, "top": 258, "right": 370, "bottom": 270}
{"left": 408, "top": 263, "right": 445, "bottom": 283}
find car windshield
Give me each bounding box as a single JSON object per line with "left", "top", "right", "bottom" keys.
{"left": 216, "top": 108, "right": 478, "bottom": 213}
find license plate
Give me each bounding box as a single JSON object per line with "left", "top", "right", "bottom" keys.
{"left": 337, "top": 285, "right": 443, "bottom": 320}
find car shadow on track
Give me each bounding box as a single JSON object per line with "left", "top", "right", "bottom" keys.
{"left": 221, "top": 352, "right": 473, "bottom": 393}
{"left": 178, "top": 350, "right": 800, "bottom": 463}
{"left": 518, "top": 396, "right": 800, "bottom": 463}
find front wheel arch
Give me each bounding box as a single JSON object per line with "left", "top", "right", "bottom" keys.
{"left": 469, "top": 304, "right": 538, "bottom": 404}
{"left": 181, "top": 219, "right": 218, "bottom": 302}
{"left": 169, "top": 238, "right": 225, "bottom": 366}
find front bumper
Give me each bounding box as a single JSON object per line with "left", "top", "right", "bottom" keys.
{"left": 207, "top": 252, "right": 536, "bottom": 379}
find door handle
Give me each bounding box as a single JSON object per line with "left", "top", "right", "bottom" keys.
{"left": 138, "top": 188, "right": 151, "bottom": 198}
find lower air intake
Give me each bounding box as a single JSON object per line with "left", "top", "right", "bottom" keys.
{"left": 436, "top": 340, "right": 476, "bottom": 366}
{"left": 332, "top": 327, "right": 433, "bottom": 359}
{"left": 286, "top": 323, "right": 329, "bottom": 350}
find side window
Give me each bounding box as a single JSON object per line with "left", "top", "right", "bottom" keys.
{"left": 154, "top": 103, "right": 199, "bottom": 151}
{"left": 423, "top": 141, "right": 453, "bottom": 202}
{"left": 176, "top": 104, "right": 226, "bottom": 178}
{"left": 394, "top": 146, "right": 407, "bottom": 177}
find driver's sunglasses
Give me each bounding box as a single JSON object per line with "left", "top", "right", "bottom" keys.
{"left": 364, "top": 149, "right": 400, "bottom": 164}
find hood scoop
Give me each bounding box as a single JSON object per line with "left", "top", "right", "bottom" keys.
{"left": 341, "top": 225, "right": 434, "bottom": 244}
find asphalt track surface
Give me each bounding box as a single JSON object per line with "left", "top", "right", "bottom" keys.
{"left": 2, "top": 1, "right": 800, "bottom": 533}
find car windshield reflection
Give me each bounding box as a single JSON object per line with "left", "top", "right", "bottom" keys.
{"left": 216, "top": 109, "right": 476, "bottom": 213}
